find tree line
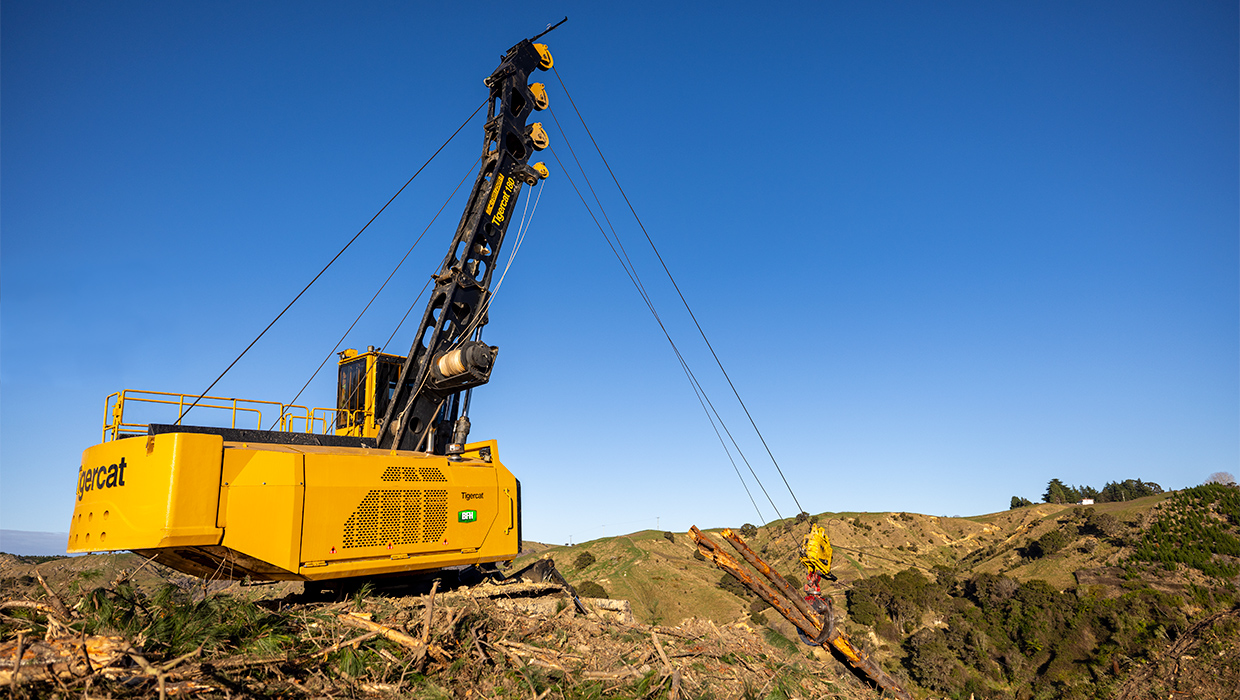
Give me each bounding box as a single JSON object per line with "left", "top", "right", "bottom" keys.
{"left": 1011, "top": 478, "right": 1163, "bottom": 509}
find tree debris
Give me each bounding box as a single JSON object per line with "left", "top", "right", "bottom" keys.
{"left": 0, "top": 566, "right": 882, "bottom": 699}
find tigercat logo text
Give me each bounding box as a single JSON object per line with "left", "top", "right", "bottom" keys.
{"left": 485, "top": 174, "right": 505, "bottom": 216}
{"left": 490, "top": 176, "right": 516, "bottom": 226}
{"left": 77, "top": 458, "right": 129, "bottom": 501}
{"left": 461, "top": 492, "right": 484, "bottom": 501}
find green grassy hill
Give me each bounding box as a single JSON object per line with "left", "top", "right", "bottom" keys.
{"left": 518, "top": 495, "right": 1174, "bottom": 627}
{"left": 519, "top": 488, "right": 1239, "bottom": 699}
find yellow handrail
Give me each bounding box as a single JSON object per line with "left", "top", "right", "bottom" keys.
{"left": 102, "top": 389, "right": 345, "bottom": 442}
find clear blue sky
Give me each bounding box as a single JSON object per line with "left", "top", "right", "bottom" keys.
{"left": 2, "top": 2, "right": 1236, "bottom": 547}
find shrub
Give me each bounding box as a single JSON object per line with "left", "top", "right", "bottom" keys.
{"left": 572, "top": 551, "right": 596, "bottom": 570}
{"left": 739, "top": 523, "right": 759, "bottom": 538}
{"left": 1028, "top": 530, "right": 1071, "bottom": 558}
{"left": 842, "top": 559, "right": 1213, "bottom": 694}
{"left": 965, "top": 573, "right": 1019, "bottom": 610}
{"left": 848, "top": 596, "right": 882, "bottom": 627}
{"left": 693, "top": 549, "right": 706, "bottom": 561}
{"left": 576, "top": 581, "right": 607, "bottom": 599}
{"left": 662, "top": 531, "right": 675, "bottom": 543}
{"left": 1082, "top": 511, "right": 1124, "bottom": 538}
{"left": 795, "top": 512, "right": 810, "bottom": 524}
{"left": 717, "top": 573, "right": 751, "bottom": 599}
{"left": 904, "top": 628, "right": 966, "bottom": 692}
{"left": 932, "top": 565, "right": 958, "bottom": 590}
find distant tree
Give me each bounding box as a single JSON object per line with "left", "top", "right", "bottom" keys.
{"left": 1078, "top": 485, "right": 1099, "bottom": 500}
{"left": 662, "top": 531, "right": 675, "bottom": 543}
{"left": 1043, "top": 479, "right": 1077, "bottom": 504}
{"left": 572, "top": 551, "right": 596, "bottom": 570}
{"left": 1098, "top": 479, "right": 1163, "bottom": 502}
{"left": 1207, "top": 471, "right": 1237, "bottom": 486}
{"left": 739, "top": 523, "right": 759, "bottom": 538}
{"left": 795, "top": 511, "right": 810, "bottom": 524}
{"left": 1010, "top": 496, "right": 1034, "bottom": 509}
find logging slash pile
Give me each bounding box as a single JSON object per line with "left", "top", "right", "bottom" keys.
{"left": 0, "top": 557, "right": 878, "bottom": 700}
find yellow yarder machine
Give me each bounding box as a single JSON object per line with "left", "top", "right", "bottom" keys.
{"left": 68, "top": 34, "right": 560, "bottom": 586}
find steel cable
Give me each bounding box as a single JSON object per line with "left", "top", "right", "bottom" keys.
{"left": 177, "top": 99, "right": 487, "bottom": 424}
{"left": 274, "top": 156, "right": 484, "bottom": 430}
{"left": 548, "top": 143, "right": 775, "bottom": 524}
{"left": 401, "top": 178, "right": 546, "bottom": 450}
{"left": 552, "top": 68, "right": 808, "bottom": 516}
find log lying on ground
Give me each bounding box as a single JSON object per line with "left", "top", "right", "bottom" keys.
{"left": 337, "top": 613, "right": 424, "bottom": 653}
{"left": 0, "top": 633, "right": 129, "bottom": 684}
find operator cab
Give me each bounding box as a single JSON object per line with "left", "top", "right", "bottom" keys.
{"left": 336, "top": 347, "right": 414, "bottom": 439}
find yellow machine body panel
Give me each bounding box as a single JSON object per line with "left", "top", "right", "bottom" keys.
{"left": 69, "top": 433, "right": 226, "bottom": 552}
{"left": 68, "top": 434, "right": 520, "bottom": 581}
{"left": 218, "top": 446, "right": 306, "bottom": 577}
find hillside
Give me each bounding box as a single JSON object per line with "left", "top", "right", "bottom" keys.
{"left": 520, "top": 489, "right": 1239, "bottom": 698}
{"left": 520, "top": 496, "right": 1174, "bottom": 626}
{"left": 2, "top": 488, "right": 1236, "bottom": 699}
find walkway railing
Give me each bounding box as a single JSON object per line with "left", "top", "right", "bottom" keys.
{"left": 102, "top": 389, "right": 343, "bottom": 442}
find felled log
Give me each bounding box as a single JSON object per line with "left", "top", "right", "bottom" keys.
{"left": 0, "top": 634, "right": 128, "bottom": 683}
{"left": 689, "top": 526, "right": 912, "bottom": 700}
{"left": 336, "top": 613, "right": 423, "bottom": 653}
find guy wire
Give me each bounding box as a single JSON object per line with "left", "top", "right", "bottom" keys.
{"left": 274, "top": 155, "right": 483, "bottom": 430}
{"left": 548, "top": 142, "right": 779, "bottom": 524}
{"left": 178, "top": 99, "right": 488, "bottom": 424}
{"left": 553, "top": 67, "right": 808, "bottom": 516}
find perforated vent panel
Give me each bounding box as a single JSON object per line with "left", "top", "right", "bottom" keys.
{"left": 380, "top": 464, "right": 444, "bottom": 482}
{"left": 423, "top": 490, "right": 448, "bottom": 541}
{"left": 418, "top": 467, "right": 447, "bottom": 482}
{"left": 341, "top": 488, "right": 449, "bottom": 549}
